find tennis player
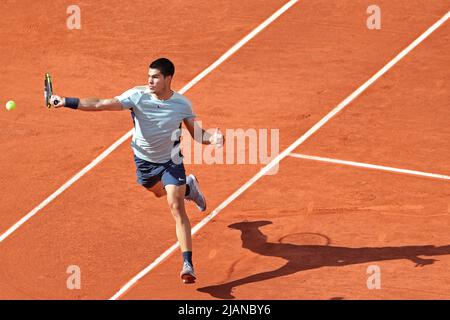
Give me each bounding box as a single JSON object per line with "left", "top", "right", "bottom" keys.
{"left": 50, "top": 58, "right": 224, "bottom": 284}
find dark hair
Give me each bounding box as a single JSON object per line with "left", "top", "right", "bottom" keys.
{"left": 149, "top": 58, "right": 175, "bottom": 77}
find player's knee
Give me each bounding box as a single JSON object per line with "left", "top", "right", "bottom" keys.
{"left": 168, "top": 200, "right": 182, "bottom": 212}
{"left": 153, "top": 192, "right": 165, "bottom": 198}
{"left": 168, "top": 201, "right": 186, "bottom": 220}
{"left": 143, "top": 185, "right": 165, "bottom": 198}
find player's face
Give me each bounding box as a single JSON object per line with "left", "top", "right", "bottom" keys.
{"left": 148, "top": 68, "right": 171, "bottom": 94}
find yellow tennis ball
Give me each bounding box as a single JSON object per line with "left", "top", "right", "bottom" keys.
{"left": 5, "top": 100, "right": 16, "bottom": 111}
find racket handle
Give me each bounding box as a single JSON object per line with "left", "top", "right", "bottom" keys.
{"left": 45, "top": 73, "right": 53, "bottom": 108}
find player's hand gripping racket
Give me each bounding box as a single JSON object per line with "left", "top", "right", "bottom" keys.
{"left": 45, "top": 73, "right": 60, "bottom": 108}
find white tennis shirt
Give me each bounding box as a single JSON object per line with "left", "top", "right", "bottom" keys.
{"left": 116, "top": 86, "right": 196, "bottom": 163}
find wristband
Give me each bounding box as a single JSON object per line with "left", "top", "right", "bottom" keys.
{"left": 64, "top": 97, "right": 80, "bottom": 109}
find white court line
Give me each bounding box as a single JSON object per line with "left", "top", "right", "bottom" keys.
{"left": 0, "top": 132, "right": 130, "bottom": 243}
{"left": 0, "top": 0, "right": 299, "bottom": 244}
{"left": 110, "top": 10, "right": 450, "bottom": 300}
{"left": 289, "top": 153, "right": 450, "bottom": 181}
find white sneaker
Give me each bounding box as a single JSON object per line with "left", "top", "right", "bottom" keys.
{"left": 180, "top": 261, "right": 196, "bottom": 284}
{"left": 185, "top": 174, "right": 207, "bottom": 212}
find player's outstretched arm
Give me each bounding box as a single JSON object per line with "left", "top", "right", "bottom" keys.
{"left": 49, "top": 95, "right": 124, "bottom": 111}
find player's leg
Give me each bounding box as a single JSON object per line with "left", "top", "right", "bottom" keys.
{"left": 165, "top": 184, "right": 196, "bottom": 283}
{"left": 162, "top": 161, "right": 196, "bottom": 283}
{"left": 165, "top": 184, "right": 192, "bottom": 251}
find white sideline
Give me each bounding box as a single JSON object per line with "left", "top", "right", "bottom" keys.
{"left": 289, "top": 153, "right": 450, "bottom": 180}
{"left": 109, "top": 10, "right": 450, "bottom": 300}
{"left": 0, "top": 0, "right": 300, "bottom": 244}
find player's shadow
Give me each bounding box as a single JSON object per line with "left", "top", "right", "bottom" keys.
{"left": 197, "top": 220, "right": 450, "bottom": 299}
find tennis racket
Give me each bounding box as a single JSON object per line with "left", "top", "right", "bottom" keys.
{"left": 44, "top": 73, "right": 59, "bottom": 108}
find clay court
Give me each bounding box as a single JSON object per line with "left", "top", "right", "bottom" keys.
{"left": 0, "top": 0, "right": 449, "bottom": 300}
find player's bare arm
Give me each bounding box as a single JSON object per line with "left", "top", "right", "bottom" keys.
{"left": 183, "top": 117, "right": 224, "bottom": 146}
{"left": 49, "top": 95, "right": 123, "bottom": 111}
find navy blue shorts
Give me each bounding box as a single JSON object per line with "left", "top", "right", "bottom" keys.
{"left": 134, "top": 155, "right": 186, "bottom": 188}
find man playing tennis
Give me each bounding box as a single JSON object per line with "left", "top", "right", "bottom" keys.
{"left": 50, "top": 58, "right": 224, "bottom": 284}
